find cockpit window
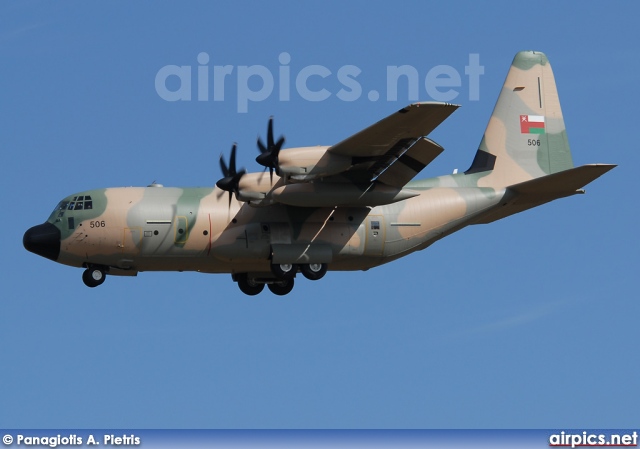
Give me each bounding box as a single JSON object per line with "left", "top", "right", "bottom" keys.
{"left": 51, "top": 196, "right": 93, "bottom": 220}
{"left": 53, "top": 201, "right": 70, "bottom": 218}
{"left": 67, "top": 196, "right": 92, "bottom": 210}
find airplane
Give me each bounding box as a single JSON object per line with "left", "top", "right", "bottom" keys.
{"left": 23, "top": 51, "right": 615, "bottom": 296}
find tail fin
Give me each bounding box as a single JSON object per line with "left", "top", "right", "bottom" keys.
{"left": 467, "top": 51, "right": 574, "bottom": 188}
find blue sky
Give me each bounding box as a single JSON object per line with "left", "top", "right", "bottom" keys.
{"left": 1, "top": 1, "right": 638, "bottom": 429}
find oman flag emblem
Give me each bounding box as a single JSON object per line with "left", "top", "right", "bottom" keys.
{"left": 520, "top": 115, "right": 545, "bottom": 134}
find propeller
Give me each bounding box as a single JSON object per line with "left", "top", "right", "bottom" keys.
{"left": 256, "top": 116, "right": 285, "bottom": 184}
{"left": 216, "top": 143, "right": 246, "bottom": 207}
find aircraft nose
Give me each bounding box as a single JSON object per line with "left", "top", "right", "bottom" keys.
{"left": 23, "top": 222, "right": 61, "bottom": 261}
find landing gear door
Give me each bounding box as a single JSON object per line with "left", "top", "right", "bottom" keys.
{"left": 364, "top": 215, "right": 385, "bottom": 256}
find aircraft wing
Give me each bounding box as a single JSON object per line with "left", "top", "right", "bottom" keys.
{"left": 327, "top": 102, "right": 459, "bottom": 185}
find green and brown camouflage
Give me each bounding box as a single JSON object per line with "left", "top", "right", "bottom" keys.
{"left": 24, "top": 51, "right": 615, "bottom": 295}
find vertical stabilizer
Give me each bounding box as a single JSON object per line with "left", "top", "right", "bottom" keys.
{"left": 467, "top": 51, "right": 574, "bottom": 188}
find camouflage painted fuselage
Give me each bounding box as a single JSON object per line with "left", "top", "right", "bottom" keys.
{"left": 49, "top": 174, "right": 503, "bottom": 276}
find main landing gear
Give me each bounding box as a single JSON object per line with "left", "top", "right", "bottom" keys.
{"left": 235, "top": 263, "right": 328, "bottom": 296}
{"left": 78, "top": 262, "right": 328, "bottom": 295}
{"left": 300, "top": 263, "right": 328, "bottom": 281}
{"left": 82, "top": 265, "right": 107, "bottom": 288}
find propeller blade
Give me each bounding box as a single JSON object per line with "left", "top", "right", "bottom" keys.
{"left": 216, "top": 143, "right": 245, "bottom": 203}
{"left": 229, "top": 143, "right": 237, "bottom": 174}
{"left": 255, "top": 117, "right": 285, "bottom": 185}
{"left": 267, "top": 116, "right": 274, "bottom": 148}
{"left": 219, "top": 154, "right": 229, "bottom": 177}
{"left": 258, "top": 167, "right": 266, "bottom": 183}
{"left": 275, "top": 136, "right": 285, "bottom": 150}
{"left": 257, "top": 137, "right": 267, "bottom": 155}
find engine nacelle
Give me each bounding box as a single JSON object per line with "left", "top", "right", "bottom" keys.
{"left": 278, "top": 146, "right": 352, "bottom": 181}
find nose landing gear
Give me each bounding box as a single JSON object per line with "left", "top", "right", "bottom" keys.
{"left": 82, "top": 266, "right": 107, "bottom": 288}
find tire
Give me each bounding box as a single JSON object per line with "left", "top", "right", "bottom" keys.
{"left": 268, "top": 278, "right": 294, "bottom": 296}
{"left": 271, "top": 263, "right": 297, "bottom": 280}
{"left": 237, "top": 273, "right": 265, "bottom": 296}
{"left": 300, "top": 263, "right": 327, "bottom": 281}
{"left": 82, "top": 267, "right": 105, "bottom": 288}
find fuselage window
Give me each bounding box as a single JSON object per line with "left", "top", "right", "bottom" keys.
{"left": 68, "top": 217, "right": 75, "bottom": 230}
{"left": 371, "top": 221, "right": 380, "bottom": 230}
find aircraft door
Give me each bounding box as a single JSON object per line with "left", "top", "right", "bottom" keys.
{"left": 364, "top": 215, "right": 385, "bottom": 256}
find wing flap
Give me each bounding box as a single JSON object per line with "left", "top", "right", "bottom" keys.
{"left": 376, "top": 137, "right": 444, "bottom": 188}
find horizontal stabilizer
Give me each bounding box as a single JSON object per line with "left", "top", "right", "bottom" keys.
{"left": 472, "top": 164, "right": 616, "bottom": 224}
{"left": 509, "top": 163, "right": 616, "bottom": 197}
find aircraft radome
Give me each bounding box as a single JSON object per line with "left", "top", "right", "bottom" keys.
{"left": 24, "top": 51, "right": 615, "bottom": 296}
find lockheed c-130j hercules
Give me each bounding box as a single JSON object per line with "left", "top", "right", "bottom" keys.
{"left": 24, "top": 51, "right": 615, "bottom": 296}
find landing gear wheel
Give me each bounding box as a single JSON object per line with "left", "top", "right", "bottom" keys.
{"left": 82, "top": 267, "right": 106, "bottom": 288}
{"left": 271, "top": 263, "right": 297, "bottom": 280}
{"left": 300, "top": 263, "right": 328, "bottom": 281}
{"left": 268, "top": 278, "right": 294, "bottom": 296}
{"left": 237, "top": 273, "right": 265, "bottom": 296}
